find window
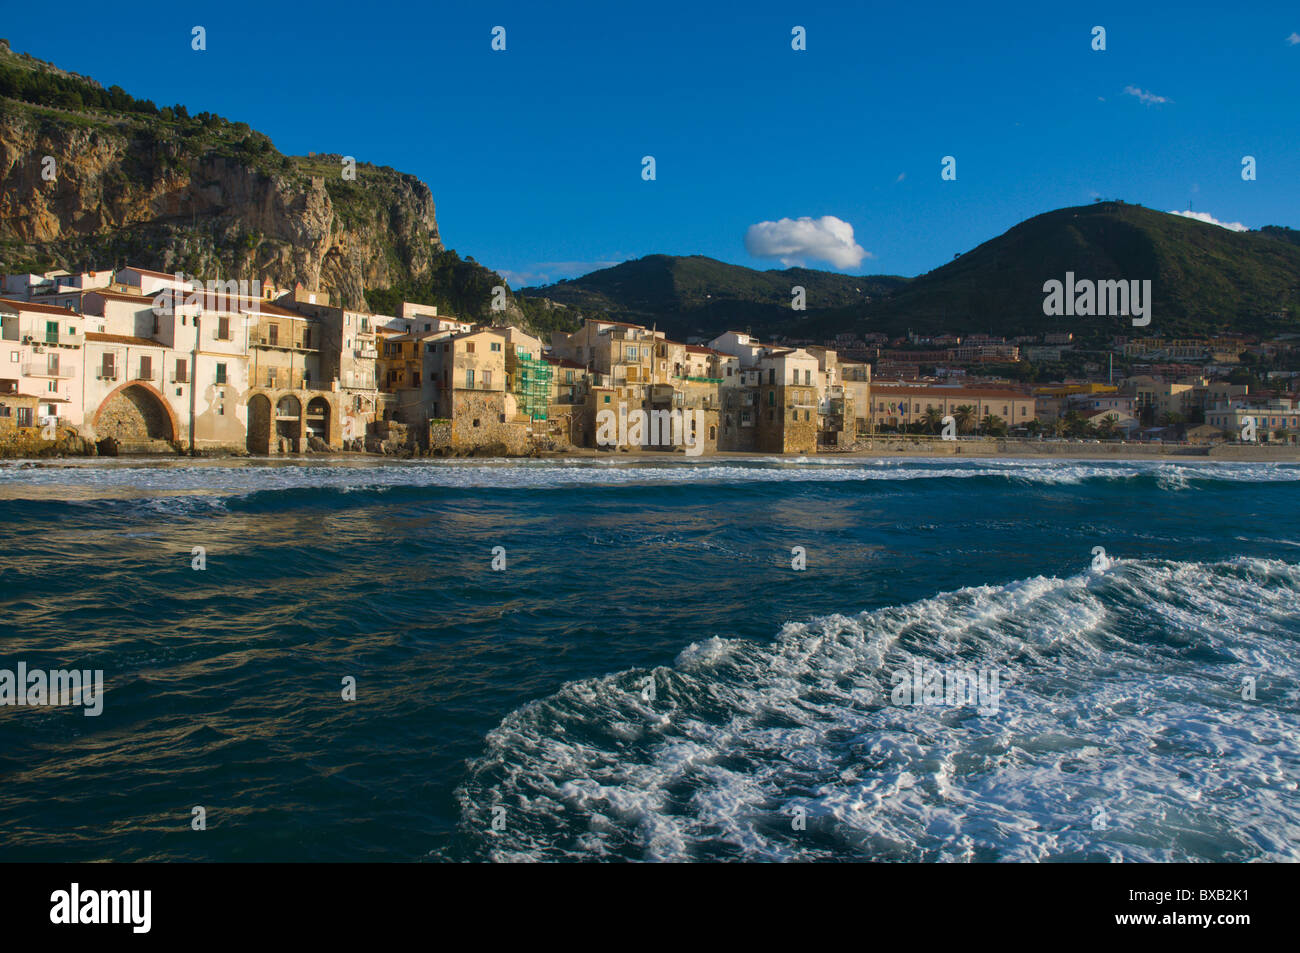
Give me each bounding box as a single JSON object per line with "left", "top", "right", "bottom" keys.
{"left": 268, "top": 325, "right": 279, "bottom": 345}
{"left": 215, "top": 363, "right": 227, "bottom": 385}
{"left": 139, "top": 356, "right": 152, "bottom": 380}
{"left": 217, "top": 316, "right": 230, "bottom": 340}
{"left": 175, "top": 359, "right": 187, "bottom": 383}
{"left": 804, "top": 370, "right": 811, "bottom": 385}
{"left": 603, "top": 395, "right": 611, "bottom": 404}
{"left": 768, "top": 369, "right": 776, "bottom": 384}
{"left": 45, "top": 321, "right": 58, "bottom": 344}
{"left": 768, "top": 391, "right": 775, "bottom": 406}
{"left": 805, "top": 411, "right": 811, "bottom": 421}
{"left": 483, "top": 370, "right": 493, "bottom": 388}
{"left": 100, "top": 353, "right": 115, "bottom": 378}
{"left": 490, "top": 342, "right": 501, "bottom": 352}
{"left": 466, "top": 369, "right": 475, "bottom": 388}
{"left": 792, "top": 410, "right": 798, "bottom": 421}
{"left": 17, "top": 406, "right": 32, "bottom": 427}
{"left": 47, "top": 352, "right": 59, "bottom": 376}
{"left": 466, "top": 342, "right": 476, "bottom": 354}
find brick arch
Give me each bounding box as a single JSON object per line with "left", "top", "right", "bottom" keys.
{"left": 93, "top": 381, "right": 179, "bottom": 443}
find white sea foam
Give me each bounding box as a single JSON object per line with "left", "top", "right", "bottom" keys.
{"left": 454, "top": 557, "right": 1300, "bottom": 861}
{"left": 0, "top": 457, "right": 1296, "bottom": 501}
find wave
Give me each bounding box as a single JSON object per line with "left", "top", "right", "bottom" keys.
{"left": 448, "top": 557, "right": 1300, "bottom": 862}
{"left": 0, "top": 457, "right": 1297, "bottom": 504}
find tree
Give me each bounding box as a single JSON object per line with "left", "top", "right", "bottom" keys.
{"left": 921, "top": 407, "right": 944, "bottom": 434}
{"left": 980, "top": 414, "right": 1007, "bottom": 436}
{"left": 1095, "top": 414, "right": 1118, "bottom": 438}
{"left": 1063, "top": 410, "right": 1089, "bottom": 438}
{"left": 953, "top": 404, "right": 975, "bottom": 434}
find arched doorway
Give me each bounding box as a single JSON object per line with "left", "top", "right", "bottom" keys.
{"left": 95, "top": 383, "right": 177, "bottom": 447}
{"left": 246, "top": 394, "right": 272, "bottom": 454}
{"left": 275, "top": 395, "right": 301, "bottom": 453}
{"left": 306, "top": 396, "right": 331, "bottom": 444}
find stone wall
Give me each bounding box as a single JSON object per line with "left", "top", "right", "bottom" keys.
{"left": 450, "top": 390, "right": 530, "bottom": 454}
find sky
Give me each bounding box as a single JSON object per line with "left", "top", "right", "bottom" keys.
{"left": 4, "top": 1, "right": 1299, "bottom": 286}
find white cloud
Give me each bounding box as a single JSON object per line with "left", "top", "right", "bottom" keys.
{"left": 1287, "top": 32, "right": 1300, "bottom": 45}
{"left": 1123, "top": 85, "right": 1171, "bottom": 105}
{"left": 1168, "top": 210, "right": 1248, "bottom": 231}
{"left": 744, "top": 215, "right": 870, "bottom": 269}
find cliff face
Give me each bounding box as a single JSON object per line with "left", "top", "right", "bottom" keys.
{"left": 0, "top": 99, "right": 441, "bottom": 310}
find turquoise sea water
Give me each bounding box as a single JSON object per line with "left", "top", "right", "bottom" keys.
{"left": 0, "top": 456, "right": 1297, "bottom": 861}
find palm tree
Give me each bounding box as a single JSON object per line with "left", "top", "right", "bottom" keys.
{"left": 921, "top": 407, "right": 944, "bottom": 434}
{"left": 953, "top": 405, "right": 975, "bottom": 434}
{"left": 1063, "top": 410, "right": 1088, "bottom": 438}
{"left": 1095, "top": 414, "right": 1117, "bottom": 439}
{"left": 980, "top": 414, "right": 1006, "bottom": 436}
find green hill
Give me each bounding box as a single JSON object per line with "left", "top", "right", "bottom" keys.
{"left": 522, "top": 255, "right": 908, "bottom": 340}
{"left": 809, "top": 202, "right": 1300, "bottom": 339}
{"left": 525, "top": 204, "right": 1300, "bottom": 342}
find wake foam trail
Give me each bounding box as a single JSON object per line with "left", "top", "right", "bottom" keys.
{"left": 450, "top": 557, "right": 1300, "bottom": 862}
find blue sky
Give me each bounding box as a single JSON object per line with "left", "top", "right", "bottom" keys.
{"left": 5, "top": 1, "right": 1299, "bottom": 285}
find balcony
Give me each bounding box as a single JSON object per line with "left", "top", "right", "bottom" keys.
{"left": 256, "top": 336, "right": 319, "bottom": 352}
{"left": 22, "top": 363, "right": 75, "bottom": 379}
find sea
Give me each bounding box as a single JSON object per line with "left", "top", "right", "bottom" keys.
{"left": 0, "top": 455, "right": 1297, "bottom": 862}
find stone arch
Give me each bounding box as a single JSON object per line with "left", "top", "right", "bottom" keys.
{"left": 94, "top": 381, "right": 178, "bottom": 444}
{"left": 247, "top": 394, "right": 272, "bottom": 454}
{"left": 274, "top": 394, "right": 302, "bottom": 452}
{"left": 305, "top": 396, "right": 331, "bottom": 442}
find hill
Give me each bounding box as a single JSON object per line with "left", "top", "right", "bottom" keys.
{"left": 527, "top": 204, "right": 1300, "bottom": 342}
{"left": 808, "top": 202, "right": 1300, "bottom": 340}
{"left": 522, "top": 255, "right": 907, "bottom": 340}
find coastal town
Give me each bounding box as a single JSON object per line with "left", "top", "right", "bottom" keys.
{"left": 1, "top": 264, "right": 1297, "bottom": 457}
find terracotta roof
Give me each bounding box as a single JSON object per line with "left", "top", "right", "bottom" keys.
{"left": 85, "top": 332, "right": 161, "bottom": 347}
{"left": 85, "top": 288, "right": 156, "bottom": 304}
{"left": 686, "top": 345, "right": 721, "bottom": 355}
{"left": 239, "top": 300, "right": 303, "bottom": 317}
{"left": 0, "top": 297, "right": 81, "bottom": 317}
{"left": 545, "top": 357, "right": 585, "bottom": 369}
{"left": 872, "top": 385, "right": 1031, "bottom": 399}
{"left": 122, "top": 264, "right": 186, "bottom": 281}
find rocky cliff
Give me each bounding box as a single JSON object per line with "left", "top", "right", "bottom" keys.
{"left": 0, "top": 41, "right": 463, "bottom": 315}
